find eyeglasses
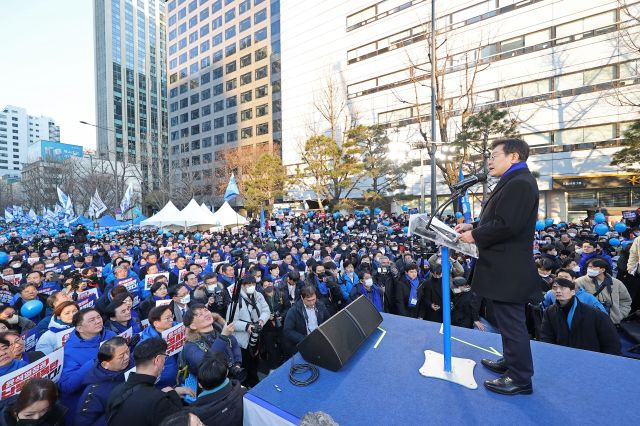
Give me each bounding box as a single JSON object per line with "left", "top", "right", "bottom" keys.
{"left": 161, "top": 315, "right": 174, "bottom": 322}
{"left": 84, "top": 316, "right": 102, "bottom": 324}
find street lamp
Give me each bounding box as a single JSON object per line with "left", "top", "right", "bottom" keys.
{"left": 430, "top": 0, "right": 437, "bottom": 217}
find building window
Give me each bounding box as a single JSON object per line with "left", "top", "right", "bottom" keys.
{"left": 225, "top": 43, "right": 237, "bottom": 56}
{"left": 241, "top": 90, "right": 252, "bottom": 103}
{"left": 227, "top": 130, "right": 238, "bottom": 142}
{"left": 241, "top": 126, "right": 253, "bottom": 139}
{"left": 226, "top": 95, "right": 237, "bottom": 107}
{"left": 240, "top": 53, "right": 252, "bottom": 67}
{"left": 225, "top": 25, "right": 236, "bottom": 40}
{"left": 214, "top": 100, "right": 224, "bottom": 112}
{"left": 214, "top": 134, "right": 225, "bottom": 145}
{"left": 256, "top": 122, "right": 268, "bottom": 135}
{"left": 214, "top": 117, "right": 224, "bottom": 128}
{"left": 254, "top": 27, "right": 267, "bottom": 43}
{"left": 254, "top": 8, "right": 267, "bottom": 24}
{"left": 240, "top": 71, "right": 252, "bottom": 85}
{"left": 226, "top": 60, "right": 237, "bottom": 74}
{"left": 255, "top": 46, "right": 267, "bottom": 61}
{"left": 255, "top": 65, "right": 267, "bottom": 80}
{"left": 225, "top": 8, "right": 235, "bottom": 22}
{"left": 226, "top": 78, "right": 237, "bottom": 91}
{"left": 256, "top": 103, "right": 268, "bottom": 116}
{"left": 239, "top": 35, "right": 252, "bottom": 50}
{"left": 239, "top": 0, "right": 251, "bottom": 14}
{"left": 239, "top": 17, "right": 251, "bottom": 32}
{"left": 255, "top": 84, "right": 268, "bottom": 98}
{"left": 241, "top": 108, "right": 253, "bottom": 121}
{"left": 227, "top": 113, "right": 237, "bottom": 125}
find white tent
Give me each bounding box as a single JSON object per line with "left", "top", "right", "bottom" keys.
{"left": 210, "top": 202, "right": 248, "bottom": 227}
{"left": 139, "top": 201, "right": 181, "bottom": 228}
{"left": 199, "top": 203, "right": 220, "bottom": 224}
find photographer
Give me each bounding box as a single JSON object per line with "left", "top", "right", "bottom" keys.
{"left": 260, "top": 276, "right": 290, "bottom": 371}
{"left": 374, "top": 256, "right": 395, "bottom": 313}
{"left": 195, "top": 273, "right": 231, "bottom": 317}
{"left": 226, "top": 277, "right": 270, "bottom": 387}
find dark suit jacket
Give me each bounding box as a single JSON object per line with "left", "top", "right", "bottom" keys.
{"left": 471, "top": 167, "right": 541, "bottom": 304}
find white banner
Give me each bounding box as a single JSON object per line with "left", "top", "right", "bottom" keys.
{"left": 144, "top": 272, "right": 169, "bottom": 291}
{"left": 0, "top": 348, "right": 64, "bottom": 399}
{"left": 160, "top": 323, "right": 186, "bottom": 356}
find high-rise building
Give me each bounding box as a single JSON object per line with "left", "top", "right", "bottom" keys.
{"left": 0, "top": 105, "right": 60, "bottom": 179}
{"left": 166, "top": 0, "right": 281, "bottom": 200}
{"left": 280, "top": 0, "right": 640, "bottom": 221}
{"left": 93, "top": 0, "right": 169, "bottom": 193}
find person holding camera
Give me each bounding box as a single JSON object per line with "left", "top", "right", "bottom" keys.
{"left": 374, "top": 256, "right": 395, "bottom": 313}
{"left": 306, "top": 263, "right": 342, "bottom": 316}
{"left": 260, "top": 276, "right": 291, "bottom": 371}
{"left": 226, "top": 277, "right": 270, "bottom": 387}
{"left": 193, "top": 273, "right": 231, "bottom": 318}
{"left": 182, "top": 304, "right": 242, "bottom": 379}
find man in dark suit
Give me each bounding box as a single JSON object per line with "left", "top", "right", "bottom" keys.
{"left": 456, "top": 138, "right": 540, "bottom": 395}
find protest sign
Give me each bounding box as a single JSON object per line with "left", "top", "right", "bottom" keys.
{"left": 116, "top": 277, "right": 140, "bottom": 307}
{"left": 161, "top": 323, "right": 186, "bottom": 356}
{"left": 2, "top": 274, "right": 22, "bottom": 287}
{"left": 144, "top": 272, "right": 169, "bottom": 291}
{"left": 76, "top": 288, "right": 99, "bottom": 310}
{"left": 0, "top": 349, "right": 64, "bottom": 399}
{"left": 21, "top": 328, "right": 43, "bottom": 352}
{"left": 55, "top": 328, "right": 75, "bottom": 349}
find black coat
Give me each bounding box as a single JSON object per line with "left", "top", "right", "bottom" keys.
{"left": 105, "top": 372, "right": 183, "bottom": 426}
{"left": 0, "top": 402, "right": 67, "bottom": 426}
{"left": 394, "top": 275, "right": 426, "bottom": 318}
{"left": 471, "top": 167, "right": 541, "bottom": 304}
{"left": 424, "top": 276, "right": 445, "bottom": 323}
{"left": 190, "top": 379, "right": 246, "bottom": 426}
{"left": 283, "top": 299, "right": 330, "bottom": 346}
{"left": 373, "top": 271, "right": 395, "bottom": 313}
{"left": 540, "top": 298, "right": 621, "bottom": 355}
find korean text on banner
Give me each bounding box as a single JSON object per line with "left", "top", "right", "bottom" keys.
{"left": 0, "top": 349, "right": 64, "bottom": 399}
{"left": 161, "top": 323, "right": 186, "bottom": 356}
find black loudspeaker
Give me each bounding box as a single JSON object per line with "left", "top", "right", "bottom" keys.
{"left": 297, "top": 295, "right": 383, "bottom": 371}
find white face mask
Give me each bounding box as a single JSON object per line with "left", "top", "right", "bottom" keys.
{"left": 572, "top": 266, "right": 581, "bottom": 273}
{"left": 11, "top": 263, "right": 21, "bottom": 268}
{"left": 207, "top": 285, "right": 217, "bottom": 292}
{"left": 568, "top": 233, "right": 577, "bottom": 238}
{"left": 575, "top": 248, "right": 583, "bottom": 254}
{"left": 6, "top": 315, "right": 19, "bottom": 325}
{"left": 363, "top": 278, "right": 373, "bottom": 287}
{"left": 255, "top": 277, "right": 261, "bottom": 283}
{"left": 179, "top": 294, "right": 191, "bottom": 305}
{"left": 586, "top": 268, "right": 600, "bottom": 278}
{"left": 245, "top": 285, "right": 256, "bottom": 295}
{"left": 539, "top": 272, "right": 551, "bottom": 278}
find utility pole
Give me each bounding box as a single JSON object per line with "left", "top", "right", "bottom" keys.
{"left": 482, "top": 131, "right": 489, "bottom": 202}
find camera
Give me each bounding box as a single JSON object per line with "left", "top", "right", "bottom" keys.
{"left": 273, "top": 311, "right": 283, "bottom": 328}
{"left": 231, "top": 248, "right": 245, "bottom": 257}
{"left": 378, "top": 266, "right": 389, "bottom": 274}
{"left": 228, "top": 363, "right": 247, "bottom": 382}
{"left": 248, "top": 322, "right": 262, "bottom": 348}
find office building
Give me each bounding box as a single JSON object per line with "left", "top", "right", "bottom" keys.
{"left": 166, "top": 0, "right": 281, "bottom": 199}
{"left": 0, "top": 105, "right": 60, "bottom": 179}
{"left": 93, "top": 0, "right": 169, "bottom": 192}
{"left": 280, "top": 0, "right": 640, "bottom": 221}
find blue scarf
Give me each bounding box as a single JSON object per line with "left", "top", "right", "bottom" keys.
{"left": 407, "top": 274, "right": 420, "bottom": 308}
{"left": 199, "top": 378, "right": 229, "bottom": 397}
{"left": 315, "top": 276, "right": 328, "bottom": 296}
{"left": 359, "top": 283, "right": 382, "bottom": 312}
{"left": 500, "top": 161, "right": 528, "bottom": 181}
{"left": 567, "top": 297, "right": 578, "bottom": 331}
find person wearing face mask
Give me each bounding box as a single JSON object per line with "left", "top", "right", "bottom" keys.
{"left": 373, "top": 256, "right": 395, "bottom": 313}
{"left": 260, "top": 276, "right": 290, "bottom": 371}
{"left": 226, "top": 277, "right": 270, "bottom": 387}
{"left": 35, "top": 301, "right": 79, "bottom": 355}
{"left": 0, "top": 378, "right": 67, "bottom": 426}
{"left": 540, "top": 269, "right": 607, "bottom": 313}
{"left": 576, "top": 258, "right": 632, "bottom": 325}
{"left": 540, "top": 278, "right": 620, "bottom": 355}
{"left": 168, "top": 285, "right": 192, "bottom": 323}
{"left": 349, "top": 270, "right": 383, "bottom": 312}
{"left": 424, "top": 264, "right": 447, "bottom": 323}
{"left": 194, "top": 274, "right": 230, "bottom": 318}
{"left": 338, "top": 261, "right": 359, "bottom": 301}
{"left": 578, "top": 240, "right": 614, "bottom": 276}
{"left": 0, "top": 306, "right": 35, "bottom": 335}
{"left": 536, "top": 258, "right": 555, "bottom": 294}
{"left": 282, "top": 286, "right": 330, "bottom": 358}
{"left": 74, "top": 337, "right": 134, "bottom": 426}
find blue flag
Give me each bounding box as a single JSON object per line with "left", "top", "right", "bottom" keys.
{"left": 224, "top": 173, "right": 240, "bottom": 202}
{"left": 458, "top": 166, "right": 472, "bottom": 223}
{"left": 260, "top": 206, "right": 266, "bottom": 233}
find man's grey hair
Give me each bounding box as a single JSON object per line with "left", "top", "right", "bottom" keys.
{"left": 298, "top": 411, "right": 339, "bottom": 426}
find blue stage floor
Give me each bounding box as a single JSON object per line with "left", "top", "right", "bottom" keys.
{"left": 247, "top": 313, "right": 638, "bottom": 425}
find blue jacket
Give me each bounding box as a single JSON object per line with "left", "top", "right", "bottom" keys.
{"left": 182, "top": 329, "right": 242, "bottom": 376}
{"left": 542, "top": 287, "right": 607, "bottom": 313}
{"left": 74, "top": 358, "right": 134, "bottom": 426}
{"left": 0, "top": 359, "right": 27, "bottom": 376}
{"left": 59, "top": 328, "right": 117, "bottom": 425}
{"left": 138, "top": 324, "right": 178, "bottom": 388}
{"left": 579, "top": 251, "right": 614, "bottom": 275}
{"left": 339, "top": 272, "right": 359, "bottom": 300}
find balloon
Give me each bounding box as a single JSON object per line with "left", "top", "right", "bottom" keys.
{"left": 594, "top": 212, "right": 606, "bottom": 224}
{"left": 165, "top": 231, "right": 172, "bottom": 238}
{"left": 307, "top": 211, "right": 315, "bottom": 218}
{"left": 383, "top": 220, "right": 390, "bottom": 226}
{"left": 374, "top": 208, "right": 382, "bottom": 215}
{"left": 354, "top": 210, "right": 360, "bottom": 216}
{"left": 401, "top": 205, "right": 409, "bottom": 212}
{"left": 402, "top": 226, "right": 409, "bottom": 233}
{"left": 332, "top": 212, "right": 340, "bottom": 219}
{"left": 594, "top": 223, "right": 609, "bottom": 236}
{"left": 364, "top": 207, "right": 370, "bottom": 214}
{"left": 194, "top": 233, "right": 202, "bottom": 241}
{"left": 178, "top": 234, "right": 184, "bottom": 240}
{"left": 535, "top": 220, "right": 545, "bottom": 231}
{"left": 545, "top": 218, "right": 554, "bottom": 227}
{"left": 0, "top": 252, "right": 8, "bottom": 267}
{"left": 557, "top": 222, "right": 567, "bottom": 229}
{"left": 342, "top": 226, "right": 348, "bottom": 232}
{"left": 387, "top": 228, "right": 394, "bottom": 234}
{"left": 614, "top": 222, "right": 627, "bottom": 233}
{"left": 609, "top": 238, "right": 620, "bottom": 247}
{"left": 48, "top": 229, "right": 58, "bottom": 236}
{"left": 455, "top": 212, "right": 463, "bottom": 219}
{"left": 20, "top": 300, "right": 44, "bottom": 319}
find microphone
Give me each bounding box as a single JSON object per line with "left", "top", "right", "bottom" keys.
{"left": 453, "top": 173, "right": 487, "bottom": 191}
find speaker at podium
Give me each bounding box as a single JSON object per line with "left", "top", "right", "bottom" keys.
{"left": 296, "top": 295, "right": 383, "bottom": 371}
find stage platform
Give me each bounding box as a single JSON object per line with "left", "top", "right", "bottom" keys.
{"left": 244, "top": 313, "right": 638, "bottom": 426}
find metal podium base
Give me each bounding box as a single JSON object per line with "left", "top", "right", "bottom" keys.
{"left": 419, "top": 350, "right": 478, "bottom": 389}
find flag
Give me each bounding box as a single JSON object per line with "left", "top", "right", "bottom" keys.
{"left": 4, "top": 208, "right": 13, "bottom": 223}
{"left": 28, "top": 209, "right": 38, "bottom": 223}
{"left": 89, "top": 190, "right": 107, "bottom": 218}
{"left": 56, "top": 187, "right": 73, "bottom": 216}
{"left": 120, "top": 183, "right": 134, "bottom": 214}
{"left": 224, "top": 173, "right": 240, "bottom": 202}
{"left": 260, "top": 206, "right": 266, "bottom": 233}
{"left": 458, "top": 166, "right": 472, "bottom": 223}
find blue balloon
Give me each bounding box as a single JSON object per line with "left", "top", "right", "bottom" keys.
{"left": 374, "top": 207, "right": 382, "bottom": 215}
{"left": 20, "top": 300, "right": 44, "bottom": 319}
{"left": 622, "top": 240, "right": 634, "bottom": 249}
{"left": 48, "top": 229, "right": 58, "bottom": 236}
{"left": 383, "top": 220, "right": 390, "bottom": 226}
{"left": 165, "top": 231, "right": 172, "bottom": 238}
{"left": 535, "top": 220, "right": 545, "bottom": 231}
{"left": 594, "top": 223, "right": 609, "bottom": 236}
{"left": 364, "top": 207, "right": 371, "bottom": 214}
{"left": 387, "top": 228, "right": 394, "bottom": 234}
{"left": 333, "top": 212, "right": 340, "bottom": 219}
{"left": 557, "top": 222, "right": 567, "bottom": 229}
{"left": 402, "top": 226, "right": 409, "bottom": 234}
{"left": 342, "top": 226, "right": 348, "bottom": 232}
{"left": 455, "top": 212, "right": 463, "bottom": 219}
{"left": 194, "top": 233, "right": 202, "bottom": 241}
{"left": 307, "top": 211, "right": 315, "bottom": 218}
{"left": 179, "top": 234, "right": 184, "bottom": 240}
{"left": 614, "top": 222, "right": 627, "bottom": 233}
{"left": 401, "top": 205, "right": 409, "bottom": 212}
{"left": 609, "top": 238, "right": 620, "bottom": 247}
{"left": 594, "top": 212, "right": 606, "bottom": 224}
{"left": 0, "top": 252, "right": 9, "bottom": 267}
{"left": 545, "top": 218, "right": 554, "bottom": 227}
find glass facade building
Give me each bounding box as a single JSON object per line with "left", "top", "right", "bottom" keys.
{"left": 94, "top": 0, "right": 169, "bottom": 192}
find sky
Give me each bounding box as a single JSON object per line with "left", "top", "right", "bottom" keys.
{"left": 0, "top": 0, "right": 96, "bottom": 150}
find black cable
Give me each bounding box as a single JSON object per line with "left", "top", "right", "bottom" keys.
{"left": 288, "top": 354, "right": 319, "bottom": 386}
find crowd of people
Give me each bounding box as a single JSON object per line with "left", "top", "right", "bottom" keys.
{"left": 0, "top": 209, "right": 638, "bottom": 425}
